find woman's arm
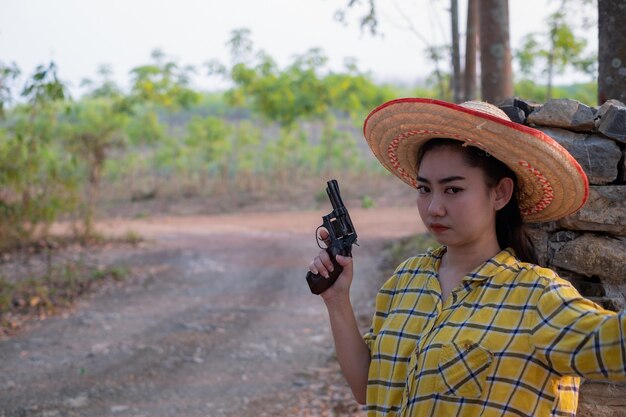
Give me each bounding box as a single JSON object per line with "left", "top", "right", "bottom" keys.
{"left": 530, "top": 275, "right": 626, "bottom": 381}
{"left": 310, "top": 248, "right": 371, "bottom": 404}
{"left": 324, "top": 288, "right": 371, "bottom": 404}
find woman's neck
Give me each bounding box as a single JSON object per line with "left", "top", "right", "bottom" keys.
{"left": 441, "top": 240, "right": 502, "bottom": 276}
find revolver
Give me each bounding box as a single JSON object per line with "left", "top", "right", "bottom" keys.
{"left": 306, "top": 179, "right": 358, "bottom": 295}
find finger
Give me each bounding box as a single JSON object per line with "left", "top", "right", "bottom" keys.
{"left": 313, "top": 256, "right": 329, "bottom": 278}
{"left": 308, "top": 260, "right": 319, "bottom": 275}
{"left": 317, "top": 228, "right": 329, "bottom": 240}
{"left": 319, "top": 250, "right": 334, "bottom": 273}
{"left": 317, "top": 228, "right": 331, "bottom": 247}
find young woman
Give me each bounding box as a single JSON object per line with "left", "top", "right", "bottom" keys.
{"left": 308, "top": 98, "right": 626, "bottom": 417}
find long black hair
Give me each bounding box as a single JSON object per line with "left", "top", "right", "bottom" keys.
{"left": 416, "top": 138, "right": 537, "bottom": 264}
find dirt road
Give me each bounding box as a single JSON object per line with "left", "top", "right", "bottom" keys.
{"left": 0, "top": 207, "right": 425, "bottom": 417}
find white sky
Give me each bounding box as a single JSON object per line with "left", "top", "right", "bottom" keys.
{"left": 0, "top": 0, "right": 597, "bottom": 97}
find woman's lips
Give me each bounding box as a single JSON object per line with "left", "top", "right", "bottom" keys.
{"left": 430, "top": 224, "right": 449, "bottom": 233}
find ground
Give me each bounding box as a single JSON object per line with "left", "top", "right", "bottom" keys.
{"left": 0, "top": 205, "right": 425, "bottom": 417}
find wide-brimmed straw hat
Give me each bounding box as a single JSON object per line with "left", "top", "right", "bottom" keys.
{"left": 363, "top": 98, "right": 589, "bottom": 222}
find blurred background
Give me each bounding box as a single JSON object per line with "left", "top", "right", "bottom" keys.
{"left": 0, "top": 0, "right": 605, "bottom": 250}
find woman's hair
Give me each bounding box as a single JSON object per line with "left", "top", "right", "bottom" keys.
{"left": 416, "top": 138, "right": 537, "bottom": 264}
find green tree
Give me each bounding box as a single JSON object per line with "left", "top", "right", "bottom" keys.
{"left": 0, "top": 109, "right": 78, "bottom": 249}
{"left": 325, "top": 64, "right": 397, "bottom": 120}
{"left": 334, "top": 2, "right": 453, "bottom": 100}
{"left": 129, "top": 49, "right": 200, "bottom": 111}
{"left": 0, "top": 62, "right": 21, "bottom": 119}
{"left": 60, "top": 99, "right": 128, "bottom": 238}
{"left": 516, "top": 0, "right": 594, "bottom": 100}
{"left": 125, "top": 107, "right": 166, "bottom": 146}
{"left": 184, "top": 115, "right": 234, "bottom": 188}
{"left": 231, "top": 121, "right": 262, "bottom": 186}
{"left": 21, "top": 62, "right": 67, "bottom": 109}
{"left": 261, "top": 126, "right": 313, "bottom": 184}
{"left": 317, "top": 116, "right": 361, "bottom": 173}
{"left": 80, "top": 64, "right": 123, "bottom": 99}
{"left": 0, "top": 62, "right": 75, "bottom": 249}
{"left": 216, "top": 29, "right": 397, "bottom": 126}
{"left": 226, "top": 46, "right": 330, "bottom": 127}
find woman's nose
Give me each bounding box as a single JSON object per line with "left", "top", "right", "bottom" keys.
{"left": 427, "top": 194, "right": 446, "bottom": 216}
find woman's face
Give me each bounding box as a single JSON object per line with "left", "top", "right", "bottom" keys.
{"left": 416, "top": 146, "right": 503, "bottom": 251}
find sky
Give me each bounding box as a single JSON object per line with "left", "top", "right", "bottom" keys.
{"left": 0, "top": 0, "right": 598, "bottom": 97}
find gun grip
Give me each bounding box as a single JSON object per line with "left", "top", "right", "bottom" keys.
{"left": 306, "top": 245, "right": 350, "bottom": 295}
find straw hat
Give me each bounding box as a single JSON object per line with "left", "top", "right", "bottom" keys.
{"left": 363, "top": 98, "right": 589, "bottom": 222}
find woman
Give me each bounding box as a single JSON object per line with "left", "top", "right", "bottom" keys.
{"left": 309, "top": 98, "right": 626, "bottom": 417}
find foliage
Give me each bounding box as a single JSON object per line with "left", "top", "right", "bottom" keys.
{"left": 361, "top": 195, "right": 375, "bottom": 209}
{"left": 226, "top": 48, "right": 329, "bottom": 126}
{"left": 21, "top": 62, "right": 68, "bottom": 108}
{"left": 80, "top": 64, "right": 123, "bottom": 99}
{"left": 0, "top": 62, "right": 21, "bottom": 119}
{"left": 0, "top": 26, "right": 604, "bottom": 252}
{"left": 515, "top": 79, "right": 597, "bottom": 106}
{"left": 217, "top": 29, "right": 398, "bottom": 127}
{"left": 129, "top": 49, "right": 200, "bottom": 111}
{"left": 125, "top": 107, "right": 166, "bottom": 146}
{"left": 232, "top": 121, "right": 263, "bottom": 175}
{"left": 0, "top": 62, "right": 77, "bottom": 250}
{"left": 515, "top": 0, "right": 597, "bottom": 99}
{"left": 334, "top": 0, "right": 378, "bottom": 35}
{"left": 184, "top": 115, "right": 234, "bottom": 180}
{"left": 0, "top": 114, "right": 78, "bottom": 250}
{"left": 317, "top": 116, "right": 362, "bottom": 172}
{"left": 59, "top": 98, "right": 129, "bottom": 237}
{"left": 325, "top": 71, "right": 397, "bottom": 120}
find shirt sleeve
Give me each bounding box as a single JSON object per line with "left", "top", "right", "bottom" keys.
{"left": 529, "top": 275, "right": 626, "bottom": 381}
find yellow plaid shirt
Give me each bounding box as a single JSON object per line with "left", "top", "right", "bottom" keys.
{"left": 363, "top": 246, "right": 626, "bottom": 417}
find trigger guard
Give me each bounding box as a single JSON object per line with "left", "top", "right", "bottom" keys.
{"left": 315, "top": 226, "right": 326, "bottom": 249}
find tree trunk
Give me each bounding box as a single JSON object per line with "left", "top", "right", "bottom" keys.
{"left": 598, "top": 0, "right": 626, "bottom": 104}
{"left": 451, "top": 0, "right": 462, "bottom": 103}
{"left": 464, "top": 0, "right": 479, "bottom": 101}
{"left": 478, "top": 0, "right": 513, "bottom": 104}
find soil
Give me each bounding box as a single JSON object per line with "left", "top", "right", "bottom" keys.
{"left": 0, "top": 205, "right": 426, "bottom": 417}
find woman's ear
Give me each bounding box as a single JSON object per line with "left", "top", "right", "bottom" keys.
{"left": 493, "top": 177, "right": 514, "bottom": 211}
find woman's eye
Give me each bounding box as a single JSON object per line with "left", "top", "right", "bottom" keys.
{"left": 445, "top": 187, "right": 463, "bottom": 194}
{"left": 417, "top": 185, "right": 430, "bottom": 194}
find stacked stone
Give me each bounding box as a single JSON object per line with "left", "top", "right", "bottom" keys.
{"left": 501, "top": 98, "right": 626, "bottom": 417}
{"left": 501, "top": 97, "right": 626, "bottom": 311}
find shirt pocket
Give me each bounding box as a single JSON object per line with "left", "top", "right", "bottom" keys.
{"left": 435, "top": 340, "right": 493, "bottom": 398}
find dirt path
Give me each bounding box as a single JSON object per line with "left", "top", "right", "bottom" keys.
{"left": 0, "top": 207, "right": 425, "bottom": 417}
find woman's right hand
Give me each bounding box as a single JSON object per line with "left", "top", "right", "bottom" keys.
{"left": 308, "top": 228, "right": 354, "bottom": 302}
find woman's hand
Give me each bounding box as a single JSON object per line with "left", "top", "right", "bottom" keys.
{"left": 308, "top": 228, "right": 354, "bottom": 303}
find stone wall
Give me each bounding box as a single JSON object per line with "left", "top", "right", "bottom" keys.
{"left": 500, "top": 97, "right": 626, "bottom": 417}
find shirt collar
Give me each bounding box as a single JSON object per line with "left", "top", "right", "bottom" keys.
{"left": 428, "top": 245, "right": 521, "bottom": 283}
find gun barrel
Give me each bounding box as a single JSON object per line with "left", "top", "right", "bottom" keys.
{"left": 326, "top": 179, "right": 345, "bottom": 211}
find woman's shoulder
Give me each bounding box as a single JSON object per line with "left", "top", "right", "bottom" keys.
{"left": 506, "top": 253, "right": 568, "bottom": 289}
{"left": 394, "top": 245, "right": 443, "bottom": 274}
{"left": 381, "top": 246, "right": 443, "bottom": 291}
